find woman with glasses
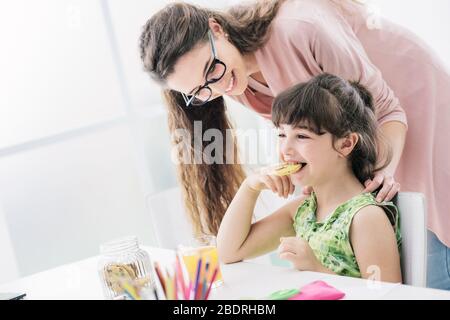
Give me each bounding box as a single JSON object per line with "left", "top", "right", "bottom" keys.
{"left": 140, "top": 0, "right": 450, "bottom": 290}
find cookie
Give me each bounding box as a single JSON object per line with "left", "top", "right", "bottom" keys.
{"left": 273, "top": 163, "right": 302, "bottom": 176}
{"left": 104, "top": 263, "right": 137, "bottom": 294}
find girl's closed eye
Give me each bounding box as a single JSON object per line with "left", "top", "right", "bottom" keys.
{"left": 277, "top": 132, "right": 310, "bottom": 139}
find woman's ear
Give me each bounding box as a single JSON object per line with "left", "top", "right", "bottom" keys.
{"left": 208, "top": 18, "right": 225, "bottom": 37}
{"left": 338, "top": 133, "right": 359, "bottom": 157}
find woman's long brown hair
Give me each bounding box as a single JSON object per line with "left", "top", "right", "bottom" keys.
{"left": 139, "top": 1, "right": 284, "bottom": 236}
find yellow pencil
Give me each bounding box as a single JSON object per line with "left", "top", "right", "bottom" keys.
{"left": 165, "top": 268, "right": 174, "bottom": 300}
{"left": 121, "top": 279, "right": 141, "bottom": 300}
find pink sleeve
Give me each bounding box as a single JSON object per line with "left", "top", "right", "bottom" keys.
{"left": 287, "top": 19, "right": 408, "bottom": 128}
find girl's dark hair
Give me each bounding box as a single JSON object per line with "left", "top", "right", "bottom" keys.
{"left": 272, "top": 73, "right": 392, "bottom": 184}
{"left": 139, "top": 1, "right": 284, "bottom": 236}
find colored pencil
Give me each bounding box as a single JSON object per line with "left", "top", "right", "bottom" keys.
{"left": 173, "top": 268, "right": 178, "bottom": 300}
{"left": 165, "top": 268, "right": 173, "bottom": 300}
{"left": 202, "top": 261, "right": 210, "bottom": 300}
{"left": 193, "top": 257, "right": 203, "bottom": 300}
{"left": 187, "top": 281, "right": 193, "bottom": 300}
{"left": 121, "top": 279, "right": 140, "bottom": 300}
{"left": 153, "top": 283, "right": 159, "bottom": 300}
{"left": 204, "top": 266, "right": 219, "bottom": 300}
{"left": 154, "top": 262, "right": 167, "bottom": 298}
{"left": 175, "top": 255, "right": 187, "bottom": 299}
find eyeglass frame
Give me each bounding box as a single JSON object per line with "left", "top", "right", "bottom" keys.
{"left": 181, "top": 30, "right": 227, "bottom": 107}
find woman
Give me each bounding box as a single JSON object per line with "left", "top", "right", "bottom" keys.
{"left": 139, "top": 0, "right": 450, "bottom": 289}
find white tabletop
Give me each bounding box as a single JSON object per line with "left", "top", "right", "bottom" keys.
{"left": 1, "top": 246, "right": 449, "bottom": 300}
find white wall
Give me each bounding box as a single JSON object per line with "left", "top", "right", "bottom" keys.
{"left": 0, "top": 0, "right": 234, "bottom": 283}
{"left": 0, "top": 204, "right": 19, "bottom": 283}
{"left": 0, "top": 0, "right": 167, "bottom": 281}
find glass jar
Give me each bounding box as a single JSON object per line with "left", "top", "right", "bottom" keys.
{"left": 98, "top": 236, "right": 153, "bottom": 300}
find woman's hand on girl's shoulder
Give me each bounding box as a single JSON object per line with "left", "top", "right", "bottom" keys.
{"left": 244, "top": 167, "right": 295, "bottom": 199}
{"left": 363, "top": 171, "right": 401, "bottom": 202}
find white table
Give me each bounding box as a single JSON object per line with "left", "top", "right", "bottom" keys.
{"left": 1, "top": 247, "right": 449, "bottom": 300}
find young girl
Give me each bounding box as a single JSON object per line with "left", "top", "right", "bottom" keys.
{"left": 217, "top": 73, "right": 402, "bottom": 283}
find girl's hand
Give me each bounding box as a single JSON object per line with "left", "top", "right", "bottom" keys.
{"left": 363, "top": 171, "right": 401, "bottom": 202}
{"left": 244, "top": 170, "right": 295, "bottom": 199}
{"left": 278, "top": 237, "right": 321, "bottom": 272}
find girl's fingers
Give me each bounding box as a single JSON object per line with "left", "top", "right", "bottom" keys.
{"left": 279, "top": 237, "right": 301, "bottom": 252}
{"left": 271, "top": 175, "right": 284, "bottom": 197}
{"left": 280, "top": 236, "right": 298, "bottom": 244}
{"left": 279, "top": 252, "right": 296, "bottom": 262}
{"left": 261, "top": 176, "right": 277, "bottom": 193}
{"left": 280, "top": 176, "right": 291, "bottom": 198}
{"left": 278, "top": 242, "right": 296, "bottom": 254}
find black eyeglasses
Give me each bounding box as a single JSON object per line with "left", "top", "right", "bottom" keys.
{"left": 181, "top": 30, "right": 227, "bottom": 107}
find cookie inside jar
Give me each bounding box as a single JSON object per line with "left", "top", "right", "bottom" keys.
{"left": 98, "top": 236, "right": 153, "bottom": 299}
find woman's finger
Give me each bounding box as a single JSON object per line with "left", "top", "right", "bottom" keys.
{"left": 364, "top": 174, "right": 384, "bottom": 193}
{"left": 384, "top": 182, "right": 401, "bottom": 202}
{"left": 376, "top": 176, "right": 394, "bottom": 202}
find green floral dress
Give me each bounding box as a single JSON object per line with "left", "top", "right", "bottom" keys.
{"left": 293, "top": 192, "right": 402, "bottom": 278}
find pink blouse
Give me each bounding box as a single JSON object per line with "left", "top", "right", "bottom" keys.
{"left": 232, "top": 0, "right": 450, "bottom": 246}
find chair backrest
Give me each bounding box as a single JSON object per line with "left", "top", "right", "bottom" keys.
{"left": 395, "top": 192, "right": 427, "bottom": 287}
{"left": 146, "top": 187, "right": 195, "bottom": 249}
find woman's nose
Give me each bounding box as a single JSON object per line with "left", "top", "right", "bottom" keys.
{"left": 210, "top": 81, "right": 227, "bottom": 94}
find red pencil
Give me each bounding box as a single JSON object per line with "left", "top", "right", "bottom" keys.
{"left": 204, "top": 266, "right": 219, "bottom": 300}
{"left": 175, "top": 255, "right": 187, "bottom": 299}
{"left": 154, "top": 262, "right": 167, "bottom": 299}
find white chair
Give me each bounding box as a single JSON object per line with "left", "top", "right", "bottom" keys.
{"left": 146, "top": 187, "right": 195, "bottom": 250}
{"left": 395, "top": 192, "right": 427, "bottom": 287}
